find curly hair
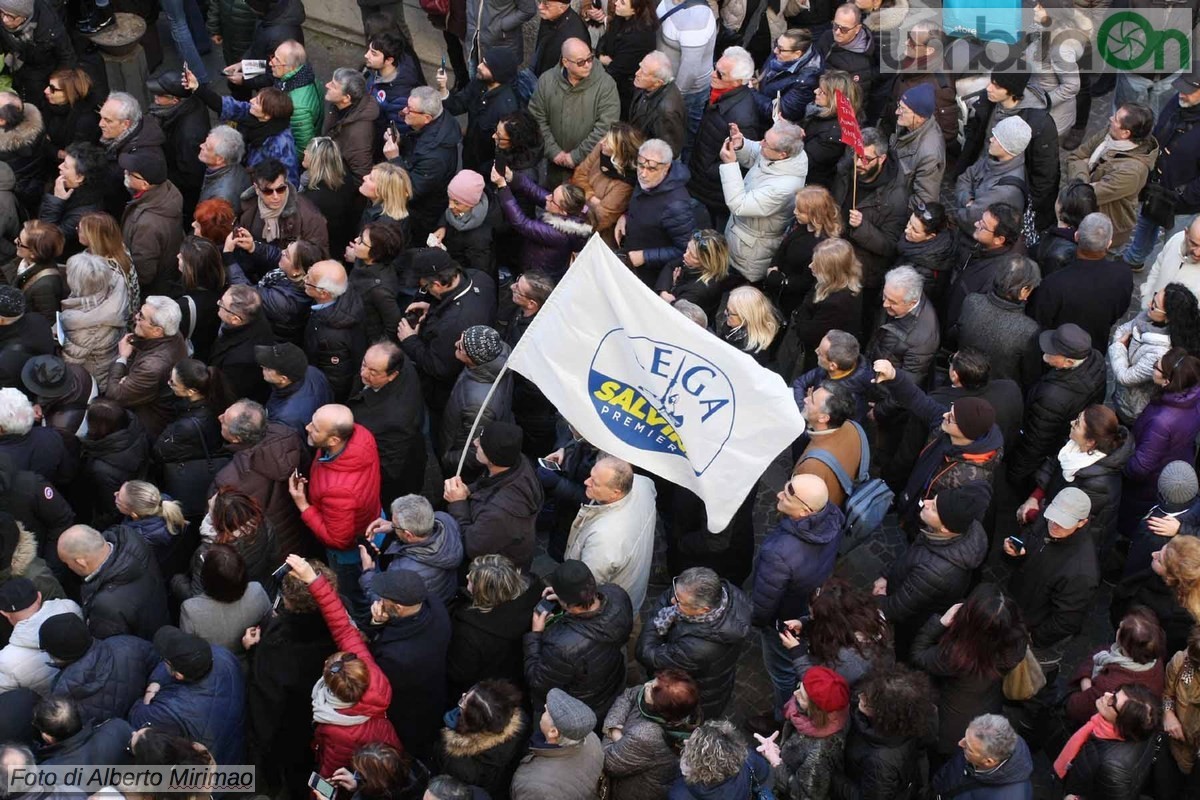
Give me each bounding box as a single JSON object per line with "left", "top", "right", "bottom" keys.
{"left": 859, "top": 665, "right": 933, "bottom": 739}
{"left": 1164, "top": 282, "right": 1200, "bottom": 356}
{"left": 679, "top": 721, "right": 748, "bottom": 787}
{"left": 805, "top": 576, "right": 892, "bottom": 664}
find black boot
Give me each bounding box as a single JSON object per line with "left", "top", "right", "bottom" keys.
{"left": 78, "top": 4, "right": 114, "bottom": 34}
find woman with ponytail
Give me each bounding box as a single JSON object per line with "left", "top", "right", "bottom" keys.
{"left": 112, "top": 479, "right": 188, "bottom": 573}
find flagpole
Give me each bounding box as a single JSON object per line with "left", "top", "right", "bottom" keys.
{"left": 852, "top": 168, "right": 857, "bottom": 209}
{"left": 454, "top": 360, "right": 515, "bottom": 478}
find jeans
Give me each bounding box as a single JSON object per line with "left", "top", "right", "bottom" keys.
{"left": 327, "top": 547, "right": 370, "bottom": 622}
{"left": 760, "top": 628, "right": 797, "bottom": 718}
{"left": 682, "top": 90, "right": 707, "bottom": 164}
{"left": 1123, "top": 210, "right": 1163, "bottom": 267}
{"left": 160, "top": 0, "right": 210, "bottom": 83}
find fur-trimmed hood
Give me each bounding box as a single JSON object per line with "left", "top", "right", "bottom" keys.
{"left": 0, "top": 103, "right": 43, "bottom": 153}
{"left": 3, "top": 521, "right": 37, "bottom": 576}
{"left": 537, "top": 209, "right": 593, "bottom": 238}
{"left": 441, "top": 708, "right": 526, "bottom": 758}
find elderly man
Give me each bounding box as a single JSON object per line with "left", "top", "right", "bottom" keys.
{"left": 348, "top": 342, "right": 426, "bottom": 504}
{"left": 944, "top": 203, "right": 1024, "bottom": 332}
{"left": 867, "top": 265, "right": 940, "bottom": 388}
{"left": 531, "top": 0, "right": 587, "bottom": 77}
{"left": 212, "top": 400, "right": 310, "bottom": 556}
{"left": 0, "top": 579, "right": 80, "bottom": 695}
{"left": 384, "top": 87, "right": 461, "bottom": 241}
{"left": 361, "top": 495, "right": 462, "bottom": 606}
{"left": 0, "top": 388, "right": 72, "bottom": 488}
{"left": 564, "top": 456, "right": 657, "bottom": 611}
{"left": 955, "top": 261, "right": 1043, "bottom": 389}
{"left": 529, "top": 39, "right": 620, "bottom": 186}
{"left": 1028, "top": 212, "right": 1133, "bottom": 348}
{"left": 892, "top": 84, "right": 947, "bottom": 205}
{"left": 107, "top": 297, "right": 188, "bottom": 438}
{"left": 618, "top": 139, "right": 696, "bottom": 287}
{"left": 511, "top": 689, "right": 603, "bottom": 800}
{"left": 952, "top": 116, "right": 1030, "bottom": 231}
{"left": 265, "top": 40, "right": 324, "bottom": 153}
{"left": 816, "top": 4, "right": 879, "bottom": 110}
{"left": 0, "top": 0, "right": 73, "bottom": 104}
{"left": 98, "top": 93, "right": 165, "bottom": 218}
{"left": 791, "top": 330, "right": 874, "bottom": 421}
{"left": 833, "top": 127, "right": 909, "bottom": 325}
{"left": 752, "top": 29, "right": 822, "bottom": 126}
{"left": 794, "top": 382, "right": 865, "bottom": 509}
{"left": 1143, "top": 214, "right": 1200, "bottom": 303}
{"left": 256, "top": 341, "right": 333, "bottom": 434}
{"left": 210, "top": 285, "right": 275, "bottom": 404}
{"left": 720, "top": 120, "right": 808, "bottom": 282}
{"left": 301, "top": 260, "right": 366, "bottom": 402}
{"left": 197, "top": 126, "right": 250, "bottom": 209}
{"left": 119, "top": 149, "right": 183, "bottom": 296}
{"left": 1066, "top": 102, "right": 1158, "bottom": 249}
{"left": 438, "top": 47, "right": 522, "bottom": 173}
{"left": 627, "top": 52, "right": 686, "bottom": 158}
{"left": 322, "top": 68, "right": 379, "bottom": 184}
{"left": 442, "top": 326, "right": 513, "bottom": 480}
{"left": 933, "top": 714, "right": 1034, "bottom": 798}
{"left": 505, "top": 271, "right": 557, "bottom": 456}
{"left": 57, "top": 524, "right": 169, "bottom": 639}
{"left": 752, "top": 474, "right": 844, "bottom": 715}
{"left": 688, "top": 46, "right": 762, "bottom": 229}
{"left": 888, "top": 22, "right": 959, "bottom": 148}
{"left": 238, "top": 158, "right": 329, "bottom": 256}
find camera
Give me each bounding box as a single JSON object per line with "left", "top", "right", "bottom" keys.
{"left": 404, "top": 309, "right": 423, "bottom": 328}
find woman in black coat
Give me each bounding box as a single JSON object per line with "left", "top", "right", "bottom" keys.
{"left": 175, "top": 237, "right": 227, "bottom": 363}
{"left": 763, "top": 185, "right": 843, "bottom": 319}
{"left": 1035, "top": 179, "right": 1097, "bottom": 278}
{"left": 75, "top": 399, "right": 148, "bottom": 531}
{"left": 7, "top": 221, "right": 65, "bottom": 328}
{"left": 346, "top": 221, "right": 404, "bottom": 345}
{"left": 895, "top": 201, "right": 956, "bottom": 309}
{"left": 801, "top": 71, "right": 861, "bottom": 190}
{"left": 301, "top": 137, "right": 362, "bottom": 260}
{"left": 41, "top": 68, "right": 102, "bottom": 159}
{"left": 779, "top": 238, "right": 863, "bottom": 380}
{"left": 37, "top": 142, "right": 106, "bottom": 258}
{"left": 436, "top": 679, "right": 528, "bottom": 800}
{"left": 1055, "top": 683, "right": 1160, "bottom": 800}
{"left": 153, "top": 358, "right": 228, "bottom": 519}
{"left": 597, "top": 0, "right": 658, "bottom": 116}
{"left": 656, "top": 229, "right": 727, "bottom": 323}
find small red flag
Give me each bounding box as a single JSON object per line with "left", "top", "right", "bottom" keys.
{"left": 835, "top": 89, "right": 864, "bottom": 157}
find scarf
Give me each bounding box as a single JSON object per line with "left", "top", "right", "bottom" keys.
{"left": 1054, "top": 713, "right": 1122, "bottom": 778}
{"left": 276, "top": 63, "right": 316, "bottom": 93}
{"left": 241, "top": 115, "right": 291, "bottom": 155}
{"left": 257, "top": 188, "right": 289, "bottom": 242}
{"left": 783, "top": 695, "right": 848, "bottom": 738}
{"left": 841, "top": 26, "right": 871, "bottom": 53}
{"left": 1057, "top": 440, "right": 1106, "bottom": 482}
{"left": 445, "top": 194, "right": 490, "bottom": 231}
{"left": 1088, "top": 134, "right": 1138, "bottom": 170}
{"left": 1091, "top": 643, "right": 1158, "bottom": 679}
{"left": 311, "top": 679, "right": 370, "bottom": 726}
{"left": 708, "top": 84, "right": 737, "bottom": 106}
{"left": 652, "top": 587, "right": 729, "bottom": 634}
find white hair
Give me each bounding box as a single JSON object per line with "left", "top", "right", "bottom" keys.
{"left": 207, "top": 125, "right": 245, "bottom": 165}
{"left": 639, "top": 138, "right": 674, "bottom": 164}
{"left": 0, "top": 388, "right": 34, "bottom": 435}
{"left": 968, "top": 714, "right": 1019, "bottom": 762}
{"left": 65, "top": 252, "right": 118, "bottom": 298}
{"left": 104, "top": 92, "right": 142, "bottom": 126}
{"left": 143, "top": 295, "right": 181, "bottom": 336}
{"left": 721, "top": 47, "right": 755, "bottom": 82}
{"left": 885, "top": 265, "right": 924, "bottom": 304}
{"left": 769, "top": 120, "right": 805, "bottom": 157}
{"left": 643, "top": 50, "right": 674, "bottom": 83}
{"left": 409, "top": 86, "right": 442, "bottom": 118}
{"left": 1077, "top": 212, "right": 1114, "bottom": 252}
{"left": 316, "top": 274, "right": 348, "bottom": 297}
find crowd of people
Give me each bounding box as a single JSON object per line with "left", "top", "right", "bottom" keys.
{"left": 0, "top": 0, "right": 1199, "bottom": 798}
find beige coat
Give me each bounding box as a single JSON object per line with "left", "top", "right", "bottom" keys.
{"left": 565, "top": 475, "right": 658, "bottom": 611}
{"left": 1065, "top": 129, "right": 1159, "bottom": 248}
{"left": 510, "top": 733, "right": 604, "bottom": 800}
{"left": 60, "top": 271, "right": 128, "bottom": 392}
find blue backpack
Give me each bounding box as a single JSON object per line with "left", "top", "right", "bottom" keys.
{"left": 798, "top": 421, "right": 894, "bottom": 553}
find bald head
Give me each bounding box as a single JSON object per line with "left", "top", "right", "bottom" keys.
{"left": 562, "top": 38, "right": 594, "bottom": 80}
{"left": 57, "top": 525, "right": 110, "bottom": 577}
{"left": 777, "top": 473, "right": 829, "bottom": 518}
{"left": 306, "top": 404, "right": 355, "bottom": 452}
{"left": 304, "top": 260, "right": 348, "bottom": 300}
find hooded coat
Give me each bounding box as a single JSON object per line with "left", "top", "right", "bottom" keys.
{"left": 448, "top": 455, "right": 543, "bottom": 570}
{"left": 80, "top": 524, "right": 170, "bottom": 640}
{"left": 438, "top": 707, "right": 529, "bottom": 800}
{"left": 930, "top": 737, "right": 1034, "bottom": 800}
{"left": 51, "top": 635, "right": 158, "bottom": 726}
{"left": 361, "top": 512, "right": 463, "bottom": 606}
{"left": 447, "top": 578, "right": 543, "bottom": 697}
{"left": 1065, "top": 129, "right": 1159, "bottom": 248}
{"left": 1008, "top": 351, "right": 1107, "bottom": 483}
{"left": 720, "top": 141, "right": 809, "bottom": 282}
{"left": 213, "top": 421, "right": 310, "bottom": 557}
{"left": 624, "top": 161, "right": 697, "bottom": 271}
{"left": 121, "top": 180, "right": 185, "bottom": 295}
{"left": 953, "top": 152, "right": 1027, "bottom": 230}
{"left": 636, "top": 581, "right": 752, "bottom": 719}
{"left": 1109, "top": 313, "right": 1172, "bottom": 424}
{"left": 498, "top": 175, "right": 593, "bottom": 279}
{"left": 524, "top": 583, "right": 634, "bottom": 718}
{"left": 0, "top": 522, "right": 63, "bottom": 606}
{"left": 0, "top": 597, "right": 81, "bottom": 695}
{"left": 752, "top": 503, "right": 845, "bottom": 626}
{"left": 1125, "top": 385, "right": 1200, "bottom": 507}
{"left": 301, "top": 424, "right": 381, "bottom": 552}
{"left": 440, "top": 345, "right": 515, "bottom": 477}
{"left": 304, "top": 289, "right": 367, "bottom": 402}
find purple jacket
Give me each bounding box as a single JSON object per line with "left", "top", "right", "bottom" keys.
{"left": 497, "top": 175, "right": 593, "bottom": 279}
{"left": 1126, "top": 384, "right": 1200, "bottom": 501}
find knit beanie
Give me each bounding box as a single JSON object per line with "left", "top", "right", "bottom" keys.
{"left": 992, "top": 116, "right": 1032, "bottom": 156}
{"left": 990, "top": 71, "right": 1030, "bottom": 99}
{"left": 900, "top": 83, "right": 936, "bottom": 120}
{"left": 461, "top": 325, "right": 502, "bottom": 365}
{"left": 801, "top": 666, "right": 850, "bottom": 712}
{"left": 1159, "top": 461, "right": 1199, "bottom": 505}
{"left": 448, "top": 170, "right": 485, "bottom": 206}
{"left": 935, "top": 481, "right": 992, "bottom": 534}
{"left": 0, "top": 0, "right": 33, "bottom": 18}
{"left": 0, "top": 286, "right": 24, "bottom": 318}
{"left": 480, "top": 421, "right": 524, "bottom": 468}
{"left": 39, "top": 613, "right": 93, "bottom": 663}
{"left": 950, "top": 397, "right": 995, "bottom": 441}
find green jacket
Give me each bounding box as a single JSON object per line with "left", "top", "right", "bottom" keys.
{"left": 206, "top": 0, "right": 257, "bottom": 65}
{"left": 528, "top": 66, "right": 620, "bottom": 175}
{"left": 278, "top": 65, "right": 324, "bottom": 154}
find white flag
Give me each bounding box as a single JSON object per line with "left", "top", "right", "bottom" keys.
{"left": 507, "top": 235, "right": 805, "bottom": 531}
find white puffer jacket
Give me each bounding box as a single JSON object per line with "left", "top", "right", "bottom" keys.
{"left": 720, "top": 139, "right": 809, "bottom": 282}
{"left": 0, "top": 597, "right": 83, "bottom": 695}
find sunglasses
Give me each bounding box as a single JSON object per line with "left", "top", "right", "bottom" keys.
{"left": 257, "top": 184, "right": 287, "bottom": 196}
{"left": 565, "top": 55, "right": 596, "bottom": 67}
{"left": 833, "top": 22, "right": 859, "bottom": 33}
{"left": 783, "top": 481, "right": 813, "bottom": 513}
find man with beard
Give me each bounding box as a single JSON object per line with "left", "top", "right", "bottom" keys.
{"left": 437, "top": 47, "right": 522, "bottom": 173}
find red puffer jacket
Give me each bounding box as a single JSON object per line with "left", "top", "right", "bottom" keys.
{"left": 309, "top": 575, "right": 402, "bottom": 774}
{"left": 301, "top": 424, "right": 382, "bottom": 550}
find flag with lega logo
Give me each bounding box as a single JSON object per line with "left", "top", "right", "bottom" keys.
{"left": 506, "top": 235, "right": 805, "bottom": 531}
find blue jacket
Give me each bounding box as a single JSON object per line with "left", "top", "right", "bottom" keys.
{"left": 752, "top": 49, "right": 823, "bottom": 125}
{"left": 792, "top": 356, "right": 875, "bottom": 426}
{"left": 669, "top": 750, "right": 771, "bottom": 800}
{"left": 38, "top": 718, "right": 134, "bottom": 767}
{"left": 624, "top": 161, "right": 697, "bottom": 269}
{"left": 367, "top": 55, "right": 425, "bottom": 134}
{"left": 266, "top": 365, "right": 333, "bottom": 433}
{"left": 360, "top": 512, "right": 463, "bottom": 606}
{"left": 931, "top": 737, "right": 1034, "bottom": 800}
{"left": 52, "top": 635, "right": 157, "bottom": 726}
{"left": 751, "top": 503, "right": 845, "bottom": 626}
{"left": 128, "top": 644, "right": 246, "bottom": 765}
{"left": 219, "top": 95, "right": 300, "bottom": 185}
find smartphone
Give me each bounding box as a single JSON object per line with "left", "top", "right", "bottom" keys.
{"left": 357, "top": 533, "right": 381, "bottom": 557}
{"left": 1006, "top": 535, "right": 1024, "bottom": 551}
{"left": 592, "top": 0, "right": 603, "bottom": 8}
{"left": 388, "top": 120, "right": 400, "bottom": 143}
{"left": 494, "top": 149, "right": 510, "bottom": 176}
{"left": 271, "top": 562, "right": 293, "bottom": 581}
{"left": 307, "top": 773, "right": 335, "bottom": 800}
{"left": 774, "top": 619, "right": 789, "bottom": 633}
{"left": 538, "top": 457, "right": 563, "bottom": 472}
{"left": 535, "top": 598, "right": 560, "bottom": 616}
{"left": 403, "top": 309, "right": 423, "bottom": 327}
{"left": 438, "top": 54, "right": 447, "bottom": 76}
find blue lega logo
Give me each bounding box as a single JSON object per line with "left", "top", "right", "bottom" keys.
{"left": 587, "top": 328, "right": 735, "bottom": 475}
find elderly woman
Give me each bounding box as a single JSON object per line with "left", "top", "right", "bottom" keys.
{"left": 60, "top": 251, "right": 128, "bottom": 391}
{"left": 38, "top": 143, "right": 106, "bottom": 257}
{"left": 720, "top": 120, "right": 809, "bottom": 284}
{"left": 78, "top": 212, "right": 138, "bottom": 330}
{"left": 227, "top": 239, "right": 320, "bottom": 345}
{"left": 669, "top": 720, "right": 771, "bottom": 799}
{"left": 192, "top": 198, "right": 237, "bottom": 249}
{"left": 181, "top": 543, "right": 272, "bottom": 659}
{"left": 1110, "top": 283, "right": 1200, "bottom": 425}
{"left": 571, "top": 122, "right": 643, "bottom": 246}
{"left": 602, "top": 669, "right": 700, "bottom": 800}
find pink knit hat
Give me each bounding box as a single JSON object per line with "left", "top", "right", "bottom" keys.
{"left": 448, "top": 170, "right": 485, "bottom": 206}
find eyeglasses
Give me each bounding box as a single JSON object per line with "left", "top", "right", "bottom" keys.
{"left": 303, "top": 280, "right": 323, "bottom": 291}
{"left": 713, "top": 68, "right": 726, "bottom": 80}
{"left": 46, "top": 84, "right": 64, "bottom": 94}
{"left": 946, "top": 408, "right": 957, "bottom": 425}
{"left": 257, "top": 184, "right": 287, "bottom": 196}
{"left": 773, "top": 43, "right": 799, "bottom": 53}
{"left": 405, "top": 106, "right": 432, "bottom": 117}
{"left": 635, "top": 159, "right": 666, "bottom": 172}
{"left": 976, "top": 219, "right": 998, "bottom": 234}
{"left": 832, "top": 22, "right": 859, "bottom": 33}
{"left": 565, "top": 55, "right": 596, "bottom": 67}
{"left": 856, "top": 151, "right": 882, "bottom": 165}
{"left": 217, "top": 303, "right": 238, "bottom": 317}
{"left": 134, "top": 311, "right": 160, "bottom": 328}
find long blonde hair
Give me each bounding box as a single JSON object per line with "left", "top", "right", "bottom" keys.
{"left": 600, "top": 122, "right": 645, "bottom": 174}
{"left": 121, "top": 480, "right": 186, "bottom": 536}
{"left": 79, "top": 212, "right": 133, "bottom": 277}
{"left": 794, "top": 186, "right": 844, "bottom": 239}
{"left": 726, "top": 286, "right": 780, "bottom": 353}
{"left": 1162, "top": 536, "right": 1200, "bottom": 621}
{"left": 371, "top": 163, "right": 412, "bottom": 221}
{"left": 811, "top": 238, "right": 862, "bottom": 302}
{"left": 304, "top": 136, "right": 346, "bottom": 191}
{"left": 817, "top": 70, "right": 861, "bottom": 119}
{"left": 690, "top": 230, "right": 729, "bottom": 285}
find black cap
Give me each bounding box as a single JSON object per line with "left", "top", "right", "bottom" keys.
{"left": 480, "top": 421, "right": 524, "bottom": 468}
{"left": 373, "top": 569, "right": 426, "bottom": 605}
{"left": 1175, "top": 61, "right": 1200, "bottom": 93}
{"left": 39, "top": 612, "right": 92, "bottom": 662}
{"left": 1039, "top": 323, "right": 1092, "bottom": 360}
{"left": 0, "top": 577, "right": 37, "bottom": 612}
{"left": 147, "top": 70, "right": 191, "bottom": 99}
{"left": 153, "top": 626, "right": 213, "bottom": 680}
{"left": 254, "top": 342, "right": 308, "bottom": 383}
{"left": 119, "top": 148, "right": 169, "bottom": 186}
{"left": 21, "top": 355, "right": 77, "bottom": 400}
{"left": 411, "top": 247, "right": 454, "bottom": 278}
{"left": 549, "top": 560, "right": 596, "bottom": 607}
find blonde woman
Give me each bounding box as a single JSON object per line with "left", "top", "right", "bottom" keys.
{"left": 360, "top": 162, "right": 412, "bottom": 237}
{"left": 766, "top": 185, "right": 844, "bottom": 317}
{"left": 657, "top": 229, "right": 729, "bottom": 322}
{"left": 801, "top": 70, "right": 862, "bottom": 188}
{"left": 571, "top": 122, "right": 644, "bottom": 246}
{"left": 115, "top": 480, "right": 187, "bottom": 569}
{"left": 78, "top": 212, "right": 138, "bottom": 330}
{"left": 60, "top": 251, "right": 128, "bottom": 391}
{"left": 301, "top": 136, "right": 360, "bottom": 258}
{"left": 778, "top": 236, "right": 863, "bottom": 377}
{"left": 720, "top": 286, "right": 780, "bottom": 364}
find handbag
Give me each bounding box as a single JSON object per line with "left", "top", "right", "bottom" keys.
{"left": 1002, "top": 645, "right": 1047, "bottom": 701}
{"left": 1142, "top": 182, "right": 1179, "bottom": 228}
{"left": 162, "top": 418, "right": 231, "bottom": 518}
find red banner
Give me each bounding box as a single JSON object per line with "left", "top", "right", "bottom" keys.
{"left": 835, "top": 90, "right": 864, "bottom": 157}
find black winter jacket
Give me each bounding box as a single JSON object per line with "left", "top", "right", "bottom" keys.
{"left": 1060, "top": 734, "right": 1158, "bottom": 800}
{"left": 51, "top": 635, "right": 158, "bottom": 726}
{"left": 1026, "top": 255, "right": 1133, "bottom": 352}
{"left": 865, "top": 301, "right": 940, "bottom": 418}
{"left": 1034, "top": 431, "right": 1134, "bottom": 553}
{"left": 0, "top": 0, "right": 74, "bottom": 107}
{"left": 444, "top": 79, "right": 521, "bottom": 175}
{"left": 153, "top": 399, "right": 223, "bottom": 465}
{"left": 346, "top": 359, "right": 427, "bottom": 502}
{"left": 1008, "top": 525, "right": 1099, "bottom": 649}
{"left": 304, "top": 289, "right": 367, "bottom": 402}
{"left": 210, "top": 315, "right": 275, "bottom": 405}
{"left": 1146, "top": 96, "right": 1200, "bottom": 215}
{"left": 628, "top": 83, "right": 687, "bottom": 160}
{"left": 231, "top": 264, "right": 311, "bottom": 344}
{"left": 944, "top": 239, "right": 1023, "bottom": 335}
{"left": 882, "top": 522, "right": 989, "bottom": 627}
{"left": 523, "top": 583, "right": 634, "bottom": 717}
{"left": 80, "top": 524, "right": 170, "bottom": 640}
{"left": 447, "top": 579, "right": 544, "bottom": 698}
{"left": 1008, "top": 351, "right": 1107, "bottom": 483}
{"left": 765, "top": 224, "right": 826, "bottom": 317}
{"left": 635, "top": 582, "right": 751, "bottom": 720}
{"left": 833, "top": 156, "right": 910, "bottom": 288}
{"left": 687, "top": 86, "right": 763, "bottom": 210}
{"left": 897, "top": 229, "right": 957, "bottom": 303}
{"left": 149, "top": 98, "right": 210, "bottom": 205}
{"left": 442, "top": 198, "right": 500, "bottom": 279}
{"left": 801, "top": 112, "right": 848, "bottom": 190}
{"left": 78, "top": 413, "right": 149, "bottom": 530}
{"left": 38, "top": 718, "right": 134, "bottom": 767}
{"left": 38, "top": 182, "right": 104, "bottom": 257}
{"left": 832, "top": 709, "right": 924, "bottom": 800}
{"left": 348, "top": 260, "right": 402, "bottom": 345}
{"left": 1034, "top": 226, "right": 1076, "bottom": 278}
{"left": 448, "top": 456, "right": 542, "bottom": 570}
{"left": 394, "top": 111, "right": 462, "bottom": 239}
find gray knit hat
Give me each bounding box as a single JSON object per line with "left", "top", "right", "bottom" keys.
{"left": 461, "top": 325, "right": 502, "bottom": 365}
{"left": 992, "top": 115, "right": 1032, "bottom": 157}
{"left": 1159, "top": 461, "right": 1199, "bottom": 505}
{"left": 546, "top": 688, "right": 596, "bottom": 741}
{"left": 0, "top": 0, "right": 33, "bottom": 19}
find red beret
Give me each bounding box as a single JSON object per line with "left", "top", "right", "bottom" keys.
{"left": 802, "top": 666, "right": 850, "bottom": 712}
